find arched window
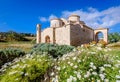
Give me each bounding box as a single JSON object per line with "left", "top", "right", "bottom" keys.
{"left": 45, "top": 35, "right": 50, "bottom": 43}
{"left": 95, "top": 32, "right": 104, "bottom": 42}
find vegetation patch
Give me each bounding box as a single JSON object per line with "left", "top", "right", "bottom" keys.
{"left": 0, "top": 48, "right": 25, "bottom": 68}
{"left": 31, "top": 43, "right": 75, "bottom": 58}
{"left": 50, "top": 44, "right": 120, "bottom": 82}
{"left": 0, "top": 54, "right": 52, "bottom": 82}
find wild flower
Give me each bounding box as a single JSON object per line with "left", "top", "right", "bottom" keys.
{"left": 15, "top": 78, "right": 19, "bottom": 81}
{"left": 92, "top": 72, "right": 97, "bottom": 75}
{"left": 115, "top": 64, "right": 120, "bottom": 68}
{"left": 76, "top": 72, "right": 81, "bottom": 79}
{"left": 93, "top": 66, "right": 96, "bottom": 69}
{"left": 68, "top": 61, "right": 71, "bottom": 64}
{"left": 104, "top": 79, "right": 109, "bottom": 82}
{"left": 62, "top": 66, "right": 66, "bottom": 69}
{"left": 52, "top": 75, "right": 58, "bottom": 82}
{"left": 84, "top": 71, "right": 91, "bottom": 78}
{"left": 99, "top": 74, "right": 105, "bottom": 80}
{"left": 99, "top": 67, "right": 105, "bottom": 72}
{"left": 51, "top": 72, "right": 55, "bottom": 76}
{"left": 57, "top": 67, "right": 61, "bottom": 71}
{"left": 9, "top": 71, "right": 18, "bottom": 75}
{"left": 73, "top": 57, "right": 76, "bottom": 60}
{"left": 20, "top": 72, "right": 24, "bottom": 75}
{"left": 70, "top": 63, "right": 73, "bottom": 66}
{"left": 25, "top": 73, "right": 28, "bottom": 76}
{"left": 97, "top": 79, "right": 100, "bottom": 82}
{"left": 116, "top": 75, "right": 120, "bottom": 79}
{"left": 74, "top": 65, "right": 78, "bottom": 69}
{"left": 104, "top": 64, "right": 112, "bottom": 67}
{"left": 11, "top": 64, "right": 20, "bottom": 69}
{"left": 77, "top": 59, "right": 81, "bottom": 63}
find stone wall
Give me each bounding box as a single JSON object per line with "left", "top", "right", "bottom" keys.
{"left": 55, "top": 25, "right": 71, "bottom": 45}
{"left": 41, "top": 28, "right": 54, "bottom": 43}
{"left": 70, "top": 24, "right": 94, "bottom": 46}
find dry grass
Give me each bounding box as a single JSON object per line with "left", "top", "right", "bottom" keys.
{"left": 0, "top": 41, "right": 35, "bottom": 52}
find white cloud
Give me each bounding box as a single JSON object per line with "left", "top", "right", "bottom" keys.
{"left": 39, "top": 6, "right": 120, "bottom": 29}
{"left": 48, "top": 14, "right": 57, "bottom": 20}
{"left": 61, "top": 6, "right": 120, "bottom": 28}
{"left": 39, "top": 17, "right": 48, "bottom": 22}
{"left": 39, "top": 14, "right": 57, "bottom": 22}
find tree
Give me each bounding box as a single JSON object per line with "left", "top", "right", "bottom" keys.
{"left": 108, "top": 32, "right": 120, "bottom": 43}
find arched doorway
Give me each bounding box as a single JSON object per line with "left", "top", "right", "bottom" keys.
{"left": 95, "top": 32, "right": 104, "bottom": 42}
{"left": 45, "top": 35, "right": 50, "bottom": 43}
{"left": 94, "top": 28, "right": 108, "bottom": 43}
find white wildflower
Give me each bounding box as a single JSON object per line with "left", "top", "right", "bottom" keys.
{"left": 73, "top": 57, "right": 76, "bottom": 60}
{"left": 97, "top": 47, "right": 102, "bottom": 50}
{"left": 77, "top": 60, "right": 81, "bottom": 63}
{"left": 104, "top": 64, "right": 111, "bottom": 67}
{"left": 93, "top": 66, "right": 96, "bottom": 69}
{"left": 15, "top": 78, "right": 19, "bottom": 81}
{"left": 99, "top": 67, "right": 105, "bottom": 72}
{"left": 84, "top": 71, "right": 91, "bottom": 78}
{"left": 72, "top": 77, "right": 77, "bottom": 81}
{"left": 115, "top": 64, "right": 120, "bottom": 68}
{"left": 68, "top": 62, "right": 71, "bottom": 64}
{"left": 20, "top": 72, "right": 24, "bottom": 75}
{"left": 90, "top": 62, "right": 94, "bottom": 66}
{"left": 52, "top": 75, "right": 58, "bottom": 82}
{"left": 70, "top": 63, "right": 73, "bottom": 66}
{"left": 116, "top": 80, "right": 120, "bottom": 82}
{"left": 11, "top": 64, "right": 20, "bottom": 69}
{"left": 25, "top": 73, "right": 28, "bottom": 76}
{"left": 9, "top": 71, "right": 18, "bottom": 75}
{"left": 51, "top": 72, "right": 54, "bottom": 76}
{"left": 92, "top": 72, "right": 97, "bottom": 75}
{"left": 57, "top": 67, "right": 61, "bottom": 71}
{"left": 97, "top": 80, "right": 101, "bottom": 82}
{"left": 99, "top": 74, "right": 105, "bottom": 80}
{"left": 116, "top": 75, "right": 120, "bottom": 79}
{"left": 77, "top": 72, "right": 81, "bottom": 79}
{"left": 104, "top": 79, "right": 109, "bottom": 82}
{"left": 74, "top": 71, "right": 77, "bottom": 74}
{"left": 74, "top": 65, "right": 78, "bottom": 69}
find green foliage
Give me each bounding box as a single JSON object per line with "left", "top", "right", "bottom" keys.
{"left": 31, "top": 43, "right": 75, "bottom": 58}
{"left": 0, "top": 31, "right": 32, "bottom": 41}
{"left": 0, "top": 48, "right": 25, "bottom": 67}
{"left": 0, "top": 54, "right": 52, "bottom": 82}
{"left": 108, "top": 32, "right": 120, "bottom": 43}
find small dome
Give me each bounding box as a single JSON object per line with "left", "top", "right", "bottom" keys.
{"left": 68, "top": 14, "right": 80, "bottom": 22}
{"left": 69, "top": 14, "right": 80, "bottom": 18}
{"left": 50, "top": 18, "right": 63, "bottom": 27}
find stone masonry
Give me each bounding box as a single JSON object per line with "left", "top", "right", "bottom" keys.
{"left": 36, "top": 14, "right": 108, "bottom": 46}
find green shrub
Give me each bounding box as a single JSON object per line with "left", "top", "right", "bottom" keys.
{"left": 31, "top": 43, "right": 75, "bottom": 58}
{"left": 0, "top": 54, "right": 52, "bottom": 82}
{"left": 0, "top": 48, "right": 25, "bottom": 68}
{"left": 108, "top": 32, "right": 120, "bottom": 43}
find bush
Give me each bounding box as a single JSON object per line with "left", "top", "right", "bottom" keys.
{"left": 0, "top": 48, "right": 25, "bottom": 68}
{"left": 108, "top": 32, "right": 120, "bottom": 43}
{"left": 30, "top": 43, "right": 75, "bottom": 58}
{"left": 0, "top": 54, "right": 52, "bottom": 82}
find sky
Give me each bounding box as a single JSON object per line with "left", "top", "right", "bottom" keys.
{"left": 0, "top": 0, "right": 120, "bottom": 34}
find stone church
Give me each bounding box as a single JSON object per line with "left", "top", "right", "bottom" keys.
{"left": 36, "top": 14, "right": 108, "bottom": 46}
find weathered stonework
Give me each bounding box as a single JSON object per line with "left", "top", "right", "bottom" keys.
{"left": 36, "top": 14, "right": 108, "bottom": 46}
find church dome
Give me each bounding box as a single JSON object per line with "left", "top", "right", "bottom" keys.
{"left": 68, "top": 14, "right": 80, "bottom": 22}
{"left": 50, "top": 18, "right": 63, "bottom": 27}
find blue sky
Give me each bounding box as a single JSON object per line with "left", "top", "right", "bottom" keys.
{"left": 0, "top": 0, "right": 120, "bottom": 34}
